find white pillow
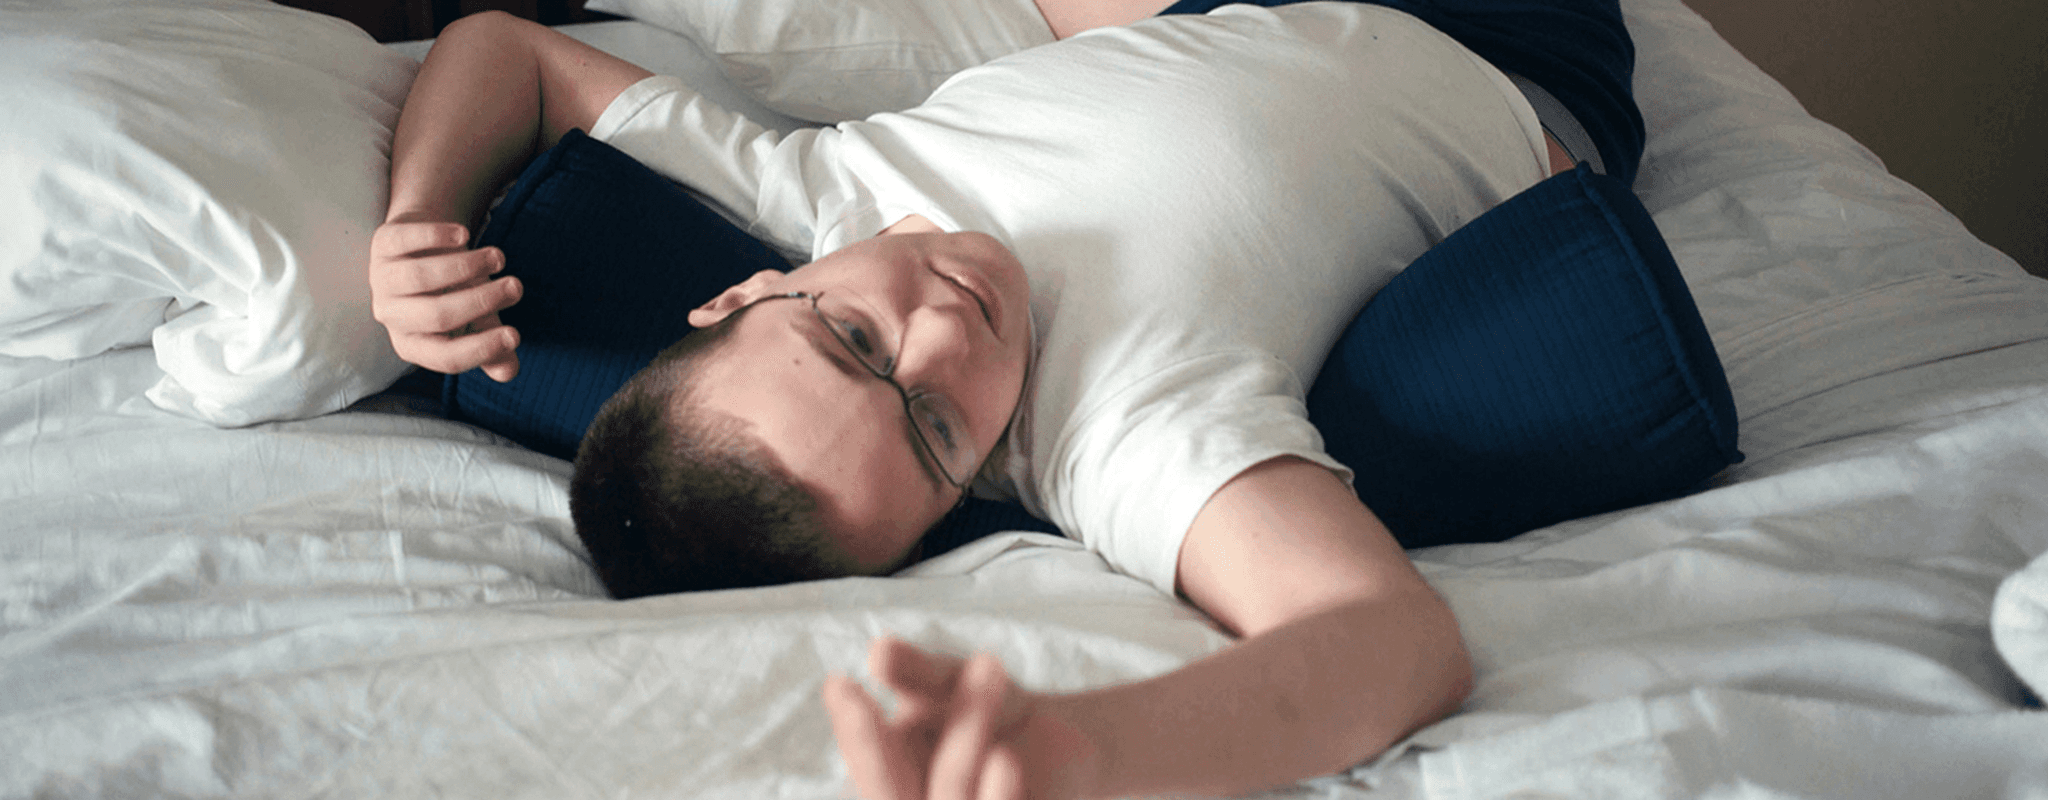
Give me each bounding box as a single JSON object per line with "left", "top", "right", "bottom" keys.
{"left": 0, "top": 0, "right": 416, "bottom": 426}
{"left": 585, "top": 0, "right": 1055, "bottom": 122}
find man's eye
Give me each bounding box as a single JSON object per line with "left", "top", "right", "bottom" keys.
{"left": 836, "top": 318, "right": 877, "bottom": 356}
{"left": 923, "top": 410, "right": 959, "bottom": 451}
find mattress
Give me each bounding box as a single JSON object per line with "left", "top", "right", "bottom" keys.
{"left": 4, "top": 0, "right": 2047, "bottom": 797}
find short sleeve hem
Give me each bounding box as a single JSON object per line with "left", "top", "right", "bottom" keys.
{"left": 1040, "top": 352, "right": 1353, "bottom": 597}
{"left": 589, "top": 74, "right": 687, "bottom": 143}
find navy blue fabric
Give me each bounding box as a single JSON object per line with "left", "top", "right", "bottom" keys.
{"left": 1305, "top": 166, "right": 1740, "bottom": 549}
{"left": 1158, "top": 0, "right": 1646, "bottom": 185}
{"left": 922, "top": 496, "right": 1063, "bottom": 555}
{"left": 446, "top": 129, "right": 791, "bottom": 462}
{"left": 444, "top": 129, "right": 1058, "bottom": 556}
{"left": 450, "top": 132, "right": 1737, "bottom": 561}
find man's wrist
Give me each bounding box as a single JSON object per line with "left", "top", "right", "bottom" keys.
{"left": 383, "top": 206, "right": 461, "bottom": 228}
{"left": 1033, "top": 690, "right": 1115, "bottom": 799}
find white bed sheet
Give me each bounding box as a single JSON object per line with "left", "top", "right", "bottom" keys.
{"left": 5, "top": 1, "right": 2048, "bottom": 798}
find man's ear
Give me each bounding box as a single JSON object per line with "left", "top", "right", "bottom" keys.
{"left": 689, "top": 270, "right": 786, "bottom": 327}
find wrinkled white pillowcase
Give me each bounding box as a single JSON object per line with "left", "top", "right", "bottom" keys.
{"left": 584, "top": 0, "right": 1054, "bottom": 122}
{"left": 0, "top": 0, "right": 416, "bottom": 426}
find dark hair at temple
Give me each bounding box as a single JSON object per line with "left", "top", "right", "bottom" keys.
{"left": 569, "top": 307, "right": 859, "bottom": 598}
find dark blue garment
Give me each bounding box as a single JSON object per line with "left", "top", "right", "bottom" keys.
{"left": 446, "top": 127, "right": 1734, "bottom": 566}
{"left": 1159, "top": 0, "right": 1645, "bottom": 185}
{"left": 1305, "top": 166, "right": 1738, "bottom": 548}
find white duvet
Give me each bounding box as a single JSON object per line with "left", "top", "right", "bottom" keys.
{"left": 4, "top": 0, "right": 2048, "bottom": 797}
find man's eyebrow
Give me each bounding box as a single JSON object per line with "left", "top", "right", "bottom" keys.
{"left": 789, "top": 317, "right": 951, "bottom": 493}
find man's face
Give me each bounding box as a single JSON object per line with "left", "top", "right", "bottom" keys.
{"left": 686, "top": 228, "right": 1034, "bottom": 570}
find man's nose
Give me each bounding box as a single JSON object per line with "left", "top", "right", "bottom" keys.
{"left": 891, "top": 303, "right": 976, "bottom": 384}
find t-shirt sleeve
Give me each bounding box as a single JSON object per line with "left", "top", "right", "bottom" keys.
{"left": 589, "top": 74, "right": 890, "bottom": 258}
{"left": 1036, "top": 352, "right": 1353, "bottom": 597}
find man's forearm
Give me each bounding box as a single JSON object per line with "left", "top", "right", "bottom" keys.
{"left": 385, "top": 12, "right": 651, "bottom": 229}
{"left": 386, "top": 13, "right": 545, "bottom": 229}
{"left": 1043, "top": 589, "right": 1471, "bottom": 798}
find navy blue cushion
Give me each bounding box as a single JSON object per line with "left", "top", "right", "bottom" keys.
{"left": 451, "top": 131, "right": 1739, "bottom": 558}
{"left": 445, "top": 130, "right": 1058, "bottom": 554}
{"left": 446, "top": 129, "right": 791, "bottom": 461}
{"left": 1305, "top": 165, "right": 1740, "bottom": 548}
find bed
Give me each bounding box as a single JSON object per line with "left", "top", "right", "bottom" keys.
{"left": 4, "top": 0, "right": 2047, "bottom": 796}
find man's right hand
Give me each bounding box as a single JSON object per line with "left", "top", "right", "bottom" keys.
{"left": 369, "top": 11, "right": 649, "bottom": 385}
{"left": 368, "top": 220, "right": 523, "bottom": 382}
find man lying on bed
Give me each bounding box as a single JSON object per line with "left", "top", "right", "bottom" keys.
{"left": 369, "top": 0, "right": 1649, "bottom": 796}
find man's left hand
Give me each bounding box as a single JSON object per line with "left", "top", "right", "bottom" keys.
{"left": 823, "top": 638, "right": 1098, "bottom": 800}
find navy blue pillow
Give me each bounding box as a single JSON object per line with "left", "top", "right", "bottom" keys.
{"left": 446, "top": 130, "right": 1058, "bottom": 553}
{"left": 1306, "top": 165, "right": 1740, "bottom": 548}
{"left": 449, "top": 130, "right": 1738, "bottom": 556}
{"left": 446, "top": 129, "right": 790, "bottom": 461}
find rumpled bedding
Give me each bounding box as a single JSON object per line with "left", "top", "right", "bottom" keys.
{"left": 4, "top": 0, "right": 2047, "bottom": 796}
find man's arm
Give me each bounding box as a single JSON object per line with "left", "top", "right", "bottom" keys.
{"left": 825, "top": 457, "right": 1472, "bottom": 798}
{"left": 370, "top": 11, "right": 650, "bottom": 381}
{"left": 1055, "top": 456, "right": 1471, "bottom": 795}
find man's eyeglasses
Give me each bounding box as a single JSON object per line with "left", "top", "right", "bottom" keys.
{"left": 758, "top": 291, "right": 979, "bottom": 490}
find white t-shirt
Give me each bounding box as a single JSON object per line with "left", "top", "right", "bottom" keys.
{"left": 591, "top": 3, "right": 1548, "bottom": 595}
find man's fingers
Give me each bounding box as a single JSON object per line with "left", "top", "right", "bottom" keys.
{"left": 824, "top": 675, "right": 925, "bottom": 800}
{"left": 466, "top": 312, "right": 523, "bottom": 382}
{"left": 928, "top": 655, "right": 1009, "bottom": 800}
{"left": 372, "top": 246, "right": 505, "bottom": 296}
{"left": 873, "top": 638, "right": 964, "bottom": 706}
{"left": 873, "top": 638, "right": 970, "bottom": 730}
{"left": 369, "top": 222, "right": 521, "bottom": 377}
{"left": 392, "top": 324, "right": 519, "bottom": 376}
{"left": 823, "top": 676, "right": 893, "bottom": 798}
{"left": 976, "top": 747, "right": 1027, "bottom": 800}
{"left": 374, "top": 275, "right": 523, "bottom": 335}
{"left": 480, "top": 350, "right": 521, "bottom": 383}
{"left": 372, "top": 220, "right": 470, "bottom": 259}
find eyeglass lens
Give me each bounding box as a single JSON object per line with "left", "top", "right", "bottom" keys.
{"left": 806, "top": 293, "right": 979, "bottom": 488}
